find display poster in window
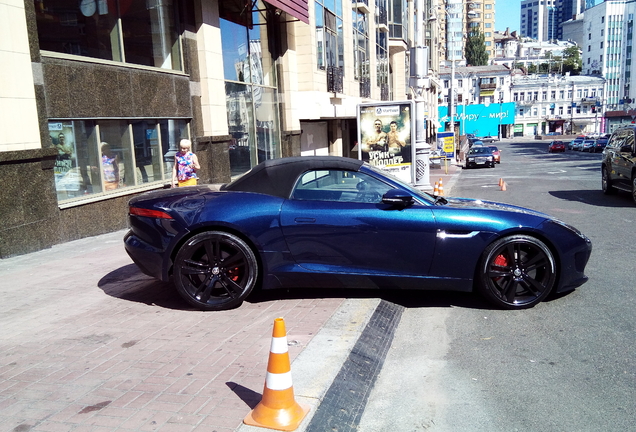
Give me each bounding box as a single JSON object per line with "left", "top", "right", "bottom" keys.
{"left": 357, "top": 101, "right": 415, "bottom": 184}
{"left": 48, "top": 122, "right": 80, "bottom": 192}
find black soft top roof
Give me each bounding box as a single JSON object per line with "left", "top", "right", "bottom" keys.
{"left": 221, "top": 156, "right": 364, "bottom": 199}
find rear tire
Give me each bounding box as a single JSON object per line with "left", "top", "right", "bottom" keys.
{"left": 173, "top": 231, "right": 258, "bottom": 311}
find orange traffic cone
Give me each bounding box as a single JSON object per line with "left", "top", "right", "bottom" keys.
{"left": 498, "top": 178, "right": 504, "bottom": 187}
{"left": 500, "top": 181, "right": 507, "bottom": 191}
{"left": 244, "top": 318, "right": 310, "bottom": 431}
{"left": 438, "top": 179, "right": 444, "bottom": 196}
{"left": 433, "top": 182, "right": 439, "bottom": 195}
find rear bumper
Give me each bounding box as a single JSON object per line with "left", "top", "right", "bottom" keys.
{"left": 124, "top": 231, "right": 170, "bottom": 281}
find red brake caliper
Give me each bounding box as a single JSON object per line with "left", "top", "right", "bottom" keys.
{"left": 493, "top": 254, "right": 508, "bottom": 281}
{"left": 227, "top": 267, "right": 240, "bottom": 282}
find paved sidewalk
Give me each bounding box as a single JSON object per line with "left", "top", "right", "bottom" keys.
{"left": 0, "top": 162, "right": 464, "bottom": 432}
{"left": 0, "top": 231, "right": 368, "bottom": 432}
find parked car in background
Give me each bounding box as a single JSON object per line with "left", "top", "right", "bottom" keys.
{"left": 470, "top": 140, "right": 484, "bottom": 147}
{"left": 548, "top": 141, "right": 566, "bottom": 153}
{"left": 488, "top": 145, "right": 501, "bottom": 163}
{"left": 480, "top": 136, "right": 498, "bottom": 143}
{"left": 601, "top": 126, "right": 636, "bottom": 204}
{"left": 594, "top": 138, "right": 608, "bottom": 153}
{"left": 569, "top": 137, "right": 584, "bottom": 150}
{"left": 581, "top": 139, "right": 597, "bottom": 152}
{"left": 466, "top": 146, "right": 496, "bottom": 168}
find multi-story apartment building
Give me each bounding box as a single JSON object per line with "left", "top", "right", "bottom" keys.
{"left": 468, "top": 0, "right": 496, "bottom": 59}
{"left": 581, "top": 0, "right": 636, "bottom": 131}
{"left": 511, "top": 73, "right": 605, "bottom": 136}
{"left": 437, "top": 0, "right": 496, "bottom": 65}
{"left": 1, "top": 0, "right": 440, "bottom": 257}
{"left": 520, "top": 0, "right": 592, "bottom": 42}
{"left": 520, "top": 0, "right": 561, "bottom": 41}
{"left": 438, "top": 0, "right": 466, "bottom": 66}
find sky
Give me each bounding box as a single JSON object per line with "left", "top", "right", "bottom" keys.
{"left": 495, "top": 0, "right": 521, "bottom": 32}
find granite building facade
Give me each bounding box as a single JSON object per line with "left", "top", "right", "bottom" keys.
{"left": 1, "top": 0, "right": 439, "bottom": 257}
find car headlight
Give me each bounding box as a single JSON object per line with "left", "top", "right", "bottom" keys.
{"left": 468, "top": 157, "right": 474, "bottom": 161}
{"left": 549, "top": 219, "right": 589, "bottom": 241}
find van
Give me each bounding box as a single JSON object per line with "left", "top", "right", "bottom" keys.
{"left": 601, "top": 126, "right": 636, "bottom": 204}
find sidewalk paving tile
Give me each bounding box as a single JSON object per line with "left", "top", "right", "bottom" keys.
{"left": 0, "top": 231, "right": 347, "bottom": 432}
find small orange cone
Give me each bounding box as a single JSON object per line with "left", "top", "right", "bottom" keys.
{"left": 498, "top": 178, "right": 504, "bottom": 187}
{"left": 501, "top": 181, "right": 507, "bottom": 191}
{"left": 244, "top": 318, "right": 310, "bottom": 431}
{"left": 438, "top": 179, "right": 444, "bottom": 196}
{"left": 433, "top": 182, "right": 439, "bottom": 195}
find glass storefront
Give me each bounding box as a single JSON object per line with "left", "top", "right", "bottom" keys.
{"left": 48, "top": 119, "right": 189, "bottom": 202}
{"left": 220, "top": 7, "right": 281, "bottom": 177}
{"left": 35, "top": 0, "right": 182, "bottom": 70}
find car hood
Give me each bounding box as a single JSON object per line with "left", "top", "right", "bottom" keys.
{"left": 442, "top": 197, "right": 551, "bottom": 218}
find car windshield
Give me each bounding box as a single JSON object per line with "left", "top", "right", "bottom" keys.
{"left": 469, "top": 147, "right": 492, "bottom": 155}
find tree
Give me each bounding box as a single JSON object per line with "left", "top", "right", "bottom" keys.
{"left": 562, "top": 46, "right": 582, "bottom": 75}
{"left": 465, "top": 28, "right": 489, "bottom": 66}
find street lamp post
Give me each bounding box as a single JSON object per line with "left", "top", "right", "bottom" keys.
{"left": 410, "top": 0, "right": 432, "bottom": 189}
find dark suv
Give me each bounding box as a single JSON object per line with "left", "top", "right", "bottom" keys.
{"left": 601, "top": 126, "right": 636, "bottom": 203}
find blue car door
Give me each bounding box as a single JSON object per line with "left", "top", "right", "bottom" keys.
{"left": 279, "top": 169, "right": 437, "bottom": 276}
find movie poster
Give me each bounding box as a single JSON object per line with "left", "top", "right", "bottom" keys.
{"left": 357, "top": 102, "right": 414, "bottom": 184}
{"left": 48, "top": 122, "right": 80, "bottom": 193}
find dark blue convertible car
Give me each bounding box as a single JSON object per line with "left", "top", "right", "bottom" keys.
{"left": 125, "top": 156, "right": 591, "bottom": 311}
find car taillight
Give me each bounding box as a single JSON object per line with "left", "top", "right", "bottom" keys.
{"left": 129, "top": 207, "right": 173, "bottom": 219}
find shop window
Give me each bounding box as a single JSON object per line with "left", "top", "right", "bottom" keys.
{"left": 35, "top": 0, "right": 181, "bottom": 70}
{"left": 48, "top": 118, "right": 188, "bottom": 203}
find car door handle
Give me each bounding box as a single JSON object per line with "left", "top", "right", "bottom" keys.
{"left": 295, "top": 217, "right": 316, "bottom": 224}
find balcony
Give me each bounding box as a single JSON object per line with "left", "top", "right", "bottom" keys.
{"left": 377, "top": 6, "right": 388, "bottom": 32}
{"left": 352, "top": 0, "right": 370, "bottom": 14}
{"left": 327, "top": 66, "right": 343, "bottom": 94}
{"left": 479, "top": 82, "right": 497, "bottom": 90}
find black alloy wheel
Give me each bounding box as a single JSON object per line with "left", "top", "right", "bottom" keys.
{"left": 173, "top": 231, "right": 258, "bottom": 311}
{"left": 477, "top": 235, "right": 556, "bottom": 309}
{"left": 632, "top": 175, "right": 636, "bottom": 205}
{"left": 601, "top": 166, "right": 614, "bottom": 195}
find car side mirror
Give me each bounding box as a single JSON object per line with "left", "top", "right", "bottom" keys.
{"left": 382, "top": 189, "right": 414, "bottom": 208}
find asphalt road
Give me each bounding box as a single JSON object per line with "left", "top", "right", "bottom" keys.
{"left": 356, "top": 139, "right": 636, "bottom": 432}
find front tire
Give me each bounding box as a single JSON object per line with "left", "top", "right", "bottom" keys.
{"left": 602, "top": 166, "right": 615, "bottom": 195}
{"left": 632, "top": 175, "right": 636, "bottom": 205}
{"left": 477, "top": 235, "right": 556, "bottom": 309}
{"left": 173, "top": 231, "right": 258, "bottom": 311}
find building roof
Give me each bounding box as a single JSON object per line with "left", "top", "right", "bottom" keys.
{"left": 511, "top": 73, "right": 605, "bottom": 87}
{"left": 439, "top": 65, "right": 517, "bottom": 78}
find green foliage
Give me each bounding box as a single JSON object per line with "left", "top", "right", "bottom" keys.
{"left": 465, "top": 28, "right": 489, "bottom": 66}
{"left": 562, "top": 46, "right": 582, "bottom": 75}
